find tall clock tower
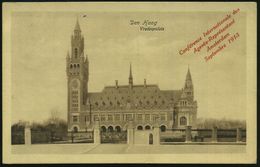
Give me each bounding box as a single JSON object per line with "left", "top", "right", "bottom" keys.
{"left": 66, "top": 20, "right": 89, "bottom": 132}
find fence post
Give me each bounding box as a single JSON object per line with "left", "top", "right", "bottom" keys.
{"left": 127, "top": 120, "right": 134, "bottom": 145}
{"left": 71, "top": 131, "right": 74, "bottom": 143}
{"left": 211, "top": 126, "right": 217, "bottom": 142}
{"left": 24, "top": 122, "right": 31, "bottom": 145}
{"left": 236, "top": 128, "right": 242, "bottom": 142}
{"left": 94, "top": 119, "right": 100, "bottom": 144}
{"left": 185, "top": 125, "right": 192, "bottom": 142}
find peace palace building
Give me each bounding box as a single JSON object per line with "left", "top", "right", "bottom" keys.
{"left": 66, "top": 20, "right": 198, "bottom": 133}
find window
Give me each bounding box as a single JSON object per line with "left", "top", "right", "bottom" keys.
{"left": 180, "top": 116, "right": 187, "bottom": 125}
{"left": 137, "top": 126, "right": 143, "bottom": 130}
{"left": 75, "top": 48, "right": 78, "bottom": 58}
{"left": 93, "top": 115, "right": 99, "bottom": 121}
{"left": 145, "top": 125, "right": 151, "bottom": 130}
{"left": 160, "top": 125, "right": 166, "bottom": 132}
{"left": 86, "top": 115, "right": 90, "bottom": 122}
{"left": 145, "top": 114, "right": 150, "bottom": 121}
{"left": 160, "top": 114, "right": 166, "bottom": 121}
{"left": 72, "top": 116, "right": 78, "bottom": 123}
{"left": 152, "top": 114, "right": 158, "bottom": 121}
{"left": 126, "top": 114, "right": 132, "bottom": 121}
{"left": 108, "top": 115, "right": 113, "bottom": 121}
{"left": 101, "top": 115, "right": 106, "bottom": 121}
{"left": 137, "top": 114, "right": 143, "bottom": 121}
{"left": 115, "top": 114, "right": 120, "bottom": 121}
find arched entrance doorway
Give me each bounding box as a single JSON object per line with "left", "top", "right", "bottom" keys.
{"left": 160, "top": 125, "right": 166, "bottom": 132}
{"left": 149, "top": 133, "right": 153, "bottom": 144}
{"left": 101, "top": 126, "right": 106, "bottom": 132}
{"left": 73, "top": 126, "right": 78, "bottom": 133}
{"left": 115, "top": 126, "right": 121, "bottom": 132}
{"left": 107, "top": 126, "right": 113, "bottom": 132}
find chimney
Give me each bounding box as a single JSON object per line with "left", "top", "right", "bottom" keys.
{"left": 144, "top": 79, "right": 147, "bottom": 88}
{"left": 115, "top": 80, "right": 118, "bottom": 88}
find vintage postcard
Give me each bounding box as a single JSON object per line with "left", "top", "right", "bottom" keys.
{"left": 3, "top": 2, "right": 256, "bottom": 164}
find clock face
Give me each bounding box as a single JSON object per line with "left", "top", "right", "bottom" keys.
{"left": 71, "top": 80, "right": 79, "bottom": 89}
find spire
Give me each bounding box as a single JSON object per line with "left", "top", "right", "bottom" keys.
{"left": 129, "top": 63, "right": 133, "bottom": 87}
{"left": 184, "top": 66, "right": 193, "bottom": 89}
{"left": 186, "top": 66, "right": 192, "bottom": 81}
{"left": 74, "top": 18, "right": 81, "bottom": 32}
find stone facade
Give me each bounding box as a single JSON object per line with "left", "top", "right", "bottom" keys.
{"left": 66, "top": 20, "right": 198, "bottom": 133}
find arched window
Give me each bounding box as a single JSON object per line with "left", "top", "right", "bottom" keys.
{"left": 160, "top": 125, "right": 166, "bottom": 132}
{"left": 73, "top": 126, "right": 78, "bottom": 133}
{"left": 77, "top": 64, "right": 80, "bottom": 68}
{"left": 101, "top": 126, "right": 106, "bottom": 132}
{"left": 137, "top": 126, "right": 143, "bottom": 130}
{"left": 70, "top": 64, "right": 73, "bottom": 68}
{"left": 75, "top": 48, "right": 78, "bottom": 58}
{"left": 145, "top": 125, "right": 151, "bottom": 130}
{"left": 180, "top": 116, "right": 187, "bottom": 125}
{"left": 74, "top": 64, "right": 76, "bottom": 68}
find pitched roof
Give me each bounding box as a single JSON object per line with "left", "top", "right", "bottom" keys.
{"left": 85, "top": 84, "right": 182, "bottom": 111}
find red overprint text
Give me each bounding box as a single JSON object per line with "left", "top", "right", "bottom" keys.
{"left": 178, "top": 8, "right": 240, "bottom": 62}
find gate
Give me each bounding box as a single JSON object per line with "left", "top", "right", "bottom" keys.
{"left": 101, "top": 131, "right": 127, "bottom": 144}
{"left": 70, "top": 131, "right": 94, "bottom": 143}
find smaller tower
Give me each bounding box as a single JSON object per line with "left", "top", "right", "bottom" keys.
{"left": 129, "top": 63, "right": 133, "bottom": 88}
{"left": 183, "top": 67, "right": 194, "bottom": 101}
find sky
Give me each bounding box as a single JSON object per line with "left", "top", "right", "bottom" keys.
{"left": 11, "top": 11, "right": 247, "bottom": 124}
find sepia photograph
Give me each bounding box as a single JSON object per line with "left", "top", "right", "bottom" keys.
{"left": 3, "top": 2, "right": 256, "bottom": 164}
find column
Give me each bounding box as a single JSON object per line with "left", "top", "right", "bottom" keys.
{"left": 185, "top": 125, "right": 192, "bottom": 142}
{"left": 93, "top": 119, "right": 100, "bottom": 144}
{"left": 127, "top": 120, "right": 134, "bottom": 145}
{"left": 211, "top": 126, "right": 218, "bottom": 142}
{"left": 153, "top": 120, "right": 160, "bottom": 145}
{"left": 24, "top": 122, "right": 31, "bottom": 145}
{"left": 236, "top": 128, "right": 242, "bottom": 142}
